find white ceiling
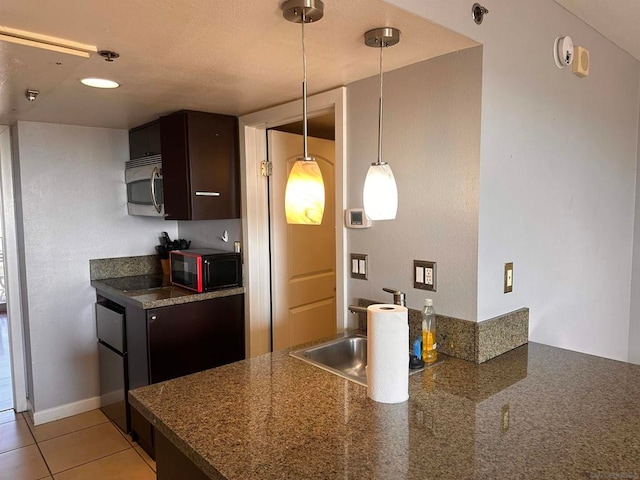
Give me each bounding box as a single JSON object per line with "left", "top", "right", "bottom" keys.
{"left": 554, "top": 0, "right": 640, "bottom": 61}
{"left": 0, "top": 0, "right": 478, "bottom": 130}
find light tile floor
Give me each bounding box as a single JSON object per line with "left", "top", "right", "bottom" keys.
{"left": 0, "top": 409, "right": 156, "bottom": 479}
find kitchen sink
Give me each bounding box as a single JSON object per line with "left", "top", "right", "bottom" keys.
{"left": 290, "top": 333, "right": 438, "bottom": 386}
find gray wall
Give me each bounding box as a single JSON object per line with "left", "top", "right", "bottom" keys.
{"left": 177, "top": 219, "right": 241, "bottom": 251}
{"left": 385, "top": 0, "right": 640, "bottom": 362}
{"left": 347, "top": 47, "right": 482, "bottom": 321}
{"left": 13, "top": 121, "right": 178, "bottom": 412}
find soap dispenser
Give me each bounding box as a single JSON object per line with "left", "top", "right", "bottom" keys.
{"left": 421, "top": 299, "right": 438, "bottom": 363}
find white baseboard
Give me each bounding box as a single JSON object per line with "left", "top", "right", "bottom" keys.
{"left": 32, "top": 396, "right": 101, "bottom": 426}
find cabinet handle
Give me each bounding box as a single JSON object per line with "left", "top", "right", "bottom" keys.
{"left": 195, "top": 192, "right": 221, "bottom": 197}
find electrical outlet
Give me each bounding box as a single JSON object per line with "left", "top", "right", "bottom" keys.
{"left": 414, "top": 260, "right": 436, "bottom": 291}
{"left": 425, "top": 267, "right": 434, "bottom": 286}
{"left": 504, "top": 262, "right": 513, "bottom": 294}
{"left": 350, "top": 254, "right": 368, "bottom": 280}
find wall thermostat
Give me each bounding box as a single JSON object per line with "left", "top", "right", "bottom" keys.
{"left": 345, "top": 209, "right": 371, "bottom": 229}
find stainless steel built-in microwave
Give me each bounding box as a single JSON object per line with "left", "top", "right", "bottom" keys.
{"left": 125, "top": 155, "right": 164, "bottom": 217}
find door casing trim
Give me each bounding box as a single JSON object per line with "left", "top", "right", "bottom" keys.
{"left": 239, "top": 87, "right": 347, "bottom": 357}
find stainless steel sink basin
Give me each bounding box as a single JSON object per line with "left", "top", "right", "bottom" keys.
{"left": 290, "top": 333, "right": 437, "bottom": 386}
{"left": 291, "top": 334, "right": 368, "bottom": 385}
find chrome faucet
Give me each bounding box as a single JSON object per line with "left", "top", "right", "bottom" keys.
{"left": 382, "top": 287, "right": 406, "bottom": 307}
{"left": 348, "top": 287, "right": 406, "bottom": 315}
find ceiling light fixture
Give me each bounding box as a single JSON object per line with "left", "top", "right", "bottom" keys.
{"left": 80, "top": 78, "right": 120, "bottom": 89}
{"left": 0, "top": 26, "right": 96, "bottom": 58}
{"left": 362, "top": 27, "right": 401, "bottom": 221}
{"left": 282, "top": 0, "right": 325, "bottom": 226}
{"left": 98, "top": 50, "right": 120, "bottom": 62}
{"left": 25, "top": 89, "right": 39, "bottom": 102}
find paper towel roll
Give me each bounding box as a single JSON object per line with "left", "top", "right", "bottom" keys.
{"left": 366, "top": 304, "right": 409, "bottom": 404}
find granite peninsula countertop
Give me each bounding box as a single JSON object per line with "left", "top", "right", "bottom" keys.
{"left": 91, "top": 274, "right": 244, "bottom": 309}
{"left": 129, "top": 338, "right": 640, "bottom": 480}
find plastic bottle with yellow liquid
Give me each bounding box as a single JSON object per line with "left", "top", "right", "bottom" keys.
{"left": 421, "top": 299, "right": 438, "bottom": 363}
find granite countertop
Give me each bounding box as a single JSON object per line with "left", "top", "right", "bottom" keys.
{"left": 129, "top": 338, "right": 640, "bottom": 479}
{"left": 91, "top": 274, "right": 245, "bottom": 309}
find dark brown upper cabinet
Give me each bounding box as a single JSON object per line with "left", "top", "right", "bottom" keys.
{"left": 129, "top": 120, "right": 161, "bottom": 160}
{"left": 160, "top": 111, "right": 240, "bottom": 221}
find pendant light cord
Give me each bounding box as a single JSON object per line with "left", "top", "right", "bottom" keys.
{"left": 302, "top": 9, "right": 309, "bottom": 160}
{"left": 377, "top": 41, "right": 384, "bottom": 165}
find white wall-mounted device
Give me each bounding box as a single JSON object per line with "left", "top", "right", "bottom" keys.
{"left": 554, "top": 36, "right": 574, "bottom": 68}
{"left": 345, "top": 209, "right": 372, "bottom": 229}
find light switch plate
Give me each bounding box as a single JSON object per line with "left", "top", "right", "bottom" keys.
{"left": 504, "top": 262, "right": 513, "bottom": 294}
{"left": 350, "top": 254, "right": 368, "bottom": 280}
{"left": 414, "top": 260, "right": 436, "bottom": 291}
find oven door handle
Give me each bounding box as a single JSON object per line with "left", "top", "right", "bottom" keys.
{"left": 150, "top": 166, "right": 162, "bottom": 214}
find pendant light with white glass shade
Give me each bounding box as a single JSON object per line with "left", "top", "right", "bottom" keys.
{"left": 363, "top": 27, "right": 400, "bottom": 221}
{"left": 282, "top": 0, "right": 325, "bottom": 225}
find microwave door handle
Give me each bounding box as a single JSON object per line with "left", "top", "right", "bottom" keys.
{"left": 150, "top": 166, "right": 162, "bottom": 214}
{"left": 203, "top": 259, "right": 210, "bottom": 289}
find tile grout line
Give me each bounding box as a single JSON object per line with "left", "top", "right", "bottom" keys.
{"left": 28, "top": 423, "right": 54, "bottom": 479}
{"left": 26, "top": 418, "right": 111, "bottom": 444}
{"left": 33, "top": 442, "right": 54, "bottom": 479}
{"left": 4, "top": 410, "right": 153, "bottom": 476}
{"left": 25, "top": 416, "right": 127, "bottom": 476}
{"left": 0, "top": 416, "right": 39, "bottom": 457}
{"left": 47, "top": 445, "right": 134, "bottom": 476}
{"left": 132, "top": 444, "right": 156, "bottom": 472}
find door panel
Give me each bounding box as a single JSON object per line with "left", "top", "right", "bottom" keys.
{"left": 268, "top": 131, "right": 336, "bottom": 351}
{"left": 290, "top": 298, "right": 336, "bottom": 347}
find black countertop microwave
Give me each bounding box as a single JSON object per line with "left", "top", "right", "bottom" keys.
{"left": 169, "top": 249, "right": 242, "bottom": 293}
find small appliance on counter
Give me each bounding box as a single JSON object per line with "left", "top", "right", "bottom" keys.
{"left": 170, "top": 248, "right": 242, "bottom": 292}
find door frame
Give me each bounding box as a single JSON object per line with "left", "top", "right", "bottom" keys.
{"left": 0, "top": 125, "right": 28, "bottom": 412}
{"left": 239, "top": 87, "right": 347, "bottom": 357}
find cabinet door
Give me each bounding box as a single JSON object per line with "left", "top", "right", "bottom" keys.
{"left": 129, "top": 121, "right": 161, "bottom": 159}
{"left": 187, "top": 112, "right": 240, "bottom": 220}
{"left": 160, "top": 111, "right": 240, "bottom": 221}
{"left": 147, "top": 294, "right": 244, "bottom": 384}
{"left": 160, "top": 112, "right": 191, "bottom": 219}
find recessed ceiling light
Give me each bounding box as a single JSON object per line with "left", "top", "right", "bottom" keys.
{"left": 80, "top": 78, "right": 120, "bottom": 89}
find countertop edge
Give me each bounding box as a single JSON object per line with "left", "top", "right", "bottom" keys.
{"left": 91, "top": 279, "right": 245, "bottom": 309}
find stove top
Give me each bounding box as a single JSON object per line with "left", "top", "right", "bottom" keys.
{"left": 100, "top": 274, "right": 168, "bottom": 292}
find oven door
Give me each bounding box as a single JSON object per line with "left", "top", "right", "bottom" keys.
{"left": 125, "top": 159, "right": 164, "bottom": 217}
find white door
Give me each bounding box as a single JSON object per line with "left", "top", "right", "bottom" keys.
{"left": 268, "top": 131, "right": 336, "bottom": 351}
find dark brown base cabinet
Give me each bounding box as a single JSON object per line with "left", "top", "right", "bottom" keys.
{"left": 96, "top": 291, "right": 245, "bottom": 459}
{"left": 156, "top": 430, "right": 212, "bottom": 480}
{"left": 129, "top": 294, "right": 245, "bottom": 457}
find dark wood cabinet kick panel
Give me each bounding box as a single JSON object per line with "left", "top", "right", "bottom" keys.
{"left": 160, "top": 110, "right": 240, "bottom": 221}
